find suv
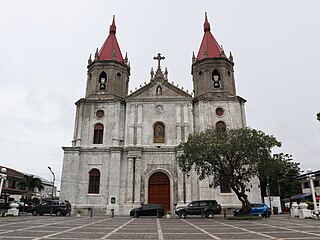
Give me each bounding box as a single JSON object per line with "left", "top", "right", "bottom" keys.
{"left": 175, "top": 200, "right": 221, "bottom": 218}
{"left": 31, "top": 200, "right": 71, "bottom": 216}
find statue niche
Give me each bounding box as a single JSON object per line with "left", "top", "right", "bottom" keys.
{"left": 98, "top": 71, "right": 107, "bottom": 90}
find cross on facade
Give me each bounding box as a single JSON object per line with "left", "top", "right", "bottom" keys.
{"left": 153, "top": 53, "right": 165, "bottom": 70}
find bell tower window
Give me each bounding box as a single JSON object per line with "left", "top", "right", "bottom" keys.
{"left": 98, "top": 72, "right": 107, "bottom": 90}
{"left": 212, "top": 70, "right": 221, "bottom": 88}
{"left": 93, "top": 123, "right": 104, "bottom": 144}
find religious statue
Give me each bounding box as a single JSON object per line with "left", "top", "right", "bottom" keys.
{"left": 213, "top": 75, "right": 221, "bottom": 88}
{"left": 99, "top": 78, "right": 106, "bottom": 90}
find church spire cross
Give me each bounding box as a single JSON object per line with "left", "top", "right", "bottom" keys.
{"left": 153, "top": 53, "right": 165, "bottom": 70}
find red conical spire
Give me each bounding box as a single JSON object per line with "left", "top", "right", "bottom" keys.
{"left": 98, "top": 15, "right": 124, "bottom": 63}
{"left": 196, "top": 13, "right": 221, "bottom": 61}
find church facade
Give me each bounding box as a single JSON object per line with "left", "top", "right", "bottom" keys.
{"left": 60, "top": 14, "right": 261, "bottom": 215}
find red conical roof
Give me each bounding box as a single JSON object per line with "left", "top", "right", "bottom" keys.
{"left": 98, "top": 15, "right": 124, "bottom": 63}
{"left": 196, "top": 13, "right": 221, "bottom": 61}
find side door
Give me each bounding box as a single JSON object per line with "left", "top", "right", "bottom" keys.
{"left": 187, "top": 201, "right": 201, "bottom": 215}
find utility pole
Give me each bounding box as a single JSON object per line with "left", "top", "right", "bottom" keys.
{"left": 48, "top": 167, "right": 55, "bottom": 199}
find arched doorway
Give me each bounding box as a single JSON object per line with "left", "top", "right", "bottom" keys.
{"left": 148, "top": 172, "right": 170, "bottom": 211}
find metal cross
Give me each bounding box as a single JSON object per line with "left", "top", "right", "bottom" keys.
{"left": 153, "top": 53, "right": 165, "bottom": 70}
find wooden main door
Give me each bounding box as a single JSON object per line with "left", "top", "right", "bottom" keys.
{"left": 148, "top": 172, "right": 170, "bottom": 211}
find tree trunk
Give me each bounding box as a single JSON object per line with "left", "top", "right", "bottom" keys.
{"left": 231, "top": 182, "right": 251, "bottom": 215}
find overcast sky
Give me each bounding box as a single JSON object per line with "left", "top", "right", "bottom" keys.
{"left": 1, "top": 0, "right": 319, "bottom": 187}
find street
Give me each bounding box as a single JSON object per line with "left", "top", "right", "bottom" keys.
{"left": 0, "top": 214, "right": 319, "bottom": 239}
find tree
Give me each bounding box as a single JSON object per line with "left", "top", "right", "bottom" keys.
{"left": 18, "top": 175, "right": 44, "bottom": 203}
{"left": 258, "top": 153, "right": 301, "bottom": 200}
{"left": 178, "top": 127, "right": 281, "bottom": 214}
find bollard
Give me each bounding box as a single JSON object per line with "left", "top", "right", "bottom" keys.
{"left": 223, "top": 209, "right": 226, "bottom": 219}
{"left": 111, "top": 209, "right": 114, "bottom": 218}
{"left": 88, "top": 208, "right": 93, "bottom": 218}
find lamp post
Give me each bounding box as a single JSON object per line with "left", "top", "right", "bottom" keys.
{"left": 306, "top": 169, "right": 318, "bottom": 214}
{"left": 48, "top": 166, "right": 55, "bottom": 199}
{"left": 267, "top": 176, "right": 273, "bottom": 214}
{"left": 0, "top": 168, "right": 7, "bottom": 198}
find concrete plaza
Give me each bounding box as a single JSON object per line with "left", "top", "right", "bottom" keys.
{"left": 0, "top": 214, "right": 319, "bottom": 239}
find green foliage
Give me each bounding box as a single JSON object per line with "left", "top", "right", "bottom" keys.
{"left": 258, "top": 153, "right": 300, "bottom": 198}
{"left": 17, "top": 175, "right": 44, "bottom": 202}
{"left": 178, "top": 127, "right": 281, "bottom": 213}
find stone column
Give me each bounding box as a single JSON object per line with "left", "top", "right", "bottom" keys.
{"left": 136, "top": 104, "right": 143, "bottom": 145}
{"left": 176, "top": 104, "right": 181, "bottom": 143}
{"left": 134, "top": 157, "right": 141, "bottom": 204}
{"left": 75, "top": 102, "right": 84, "bottom": 147}
{"left": 126, "top": 157, "right": 134, "bottom": 203}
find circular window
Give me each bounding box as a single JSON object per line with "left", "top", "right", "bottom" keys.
{"left": 117, "top": 72, "right": 122, "bottom": 78}
{"left": 96, "top": 110, "right": 104, "bottom": 118}
{"left": 215, "top": 107, "right": 224, "bottom": 116}
{"left": 198, "top": 71, "right": 203, "bottom": 76}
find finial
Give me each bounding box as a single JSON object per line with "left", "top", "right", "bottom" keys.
{"left": 204, "top": 12, "right": 211, "bottom": 32}
{"left": 124, "top": 52, "right": 128, "bottom": 65}
{"left": 150, "top": 67, "right": 154, "bottom": 79}
{"left": 220, "top": 45, "right": 226, "bottom": 57}
{"left": 109, "top": 15, "right": 116, "bottom": 34}
{"left": 192, "top": 51, "right": 196, "bottom": 63}
{"left": 164, "top": 67, "right": 168, "bottom": 79}
{"left": 229, "top": 51, "right": 233, "bottom": 62}
{"left": 95, "top": 48, "right": 99, "bottom": 59}
{"left": 88, "top": 54, "right": 92, "bottom": 64}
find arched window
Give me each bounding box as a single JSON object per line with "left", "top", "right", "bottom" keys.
{"left": 98, "top": 72, "right": 107, "bottom": 90}
{"left": 154, "top": 122, "right": 165, "bottom": 143}
{"left": 215, "top": 121, "right": 226, "bottom": 131}
{"left": 212, "top": 69, "right": 221, "bottom": 88}
{"left": 88, "top": 169, "right": 100, "bottom": 194}
{"left": 93, "top": 123, "right": 104, "bottom": 144}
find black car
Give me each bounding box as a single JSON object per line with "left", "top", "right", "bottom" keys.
{"left": 31, "top": 200, "right": 71, "bottom": 216}
{"left": 130, "top": 204, "right": 165, "bottom": 218}
{"left": 175, "top": 200, "right": 221, "bottom": 218}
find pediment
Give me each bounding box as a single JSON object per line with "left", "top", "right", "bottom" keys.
{"left": 127, "top": 76, "right": 192, "bottom": 100}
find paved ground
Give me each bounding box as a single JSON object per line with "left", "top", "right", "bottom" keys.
{"left": 0, "top": 214, "right": 319, "bottom": 240}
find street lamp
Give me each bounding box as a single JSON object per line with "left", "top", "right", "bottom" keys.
{"left": 0, "top": 168, "right": 7, "bottom": 198}
{"left": 48, "top": 166, "right": 55, "bottom": 199}
{"left": 306, "top": 169, "right": 318, "bottom": 214}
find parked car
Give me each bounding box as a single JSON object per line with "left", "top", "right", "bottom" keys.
{"left": 175, "top": 200, "right": 221, "bottom": 218}
{"left": 130, "top": 204, "right": 165, "bottom": 218}
{"left": 234, "top": 203, "right": 271, "bottom": 217}
{"left": 31, "top": 200, "right": 71, "bottom": 216}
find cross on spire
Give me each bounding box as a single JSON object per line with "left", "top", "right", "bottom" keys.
{"left": 153, "top": 53, "right": 165, "bottom": 70}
